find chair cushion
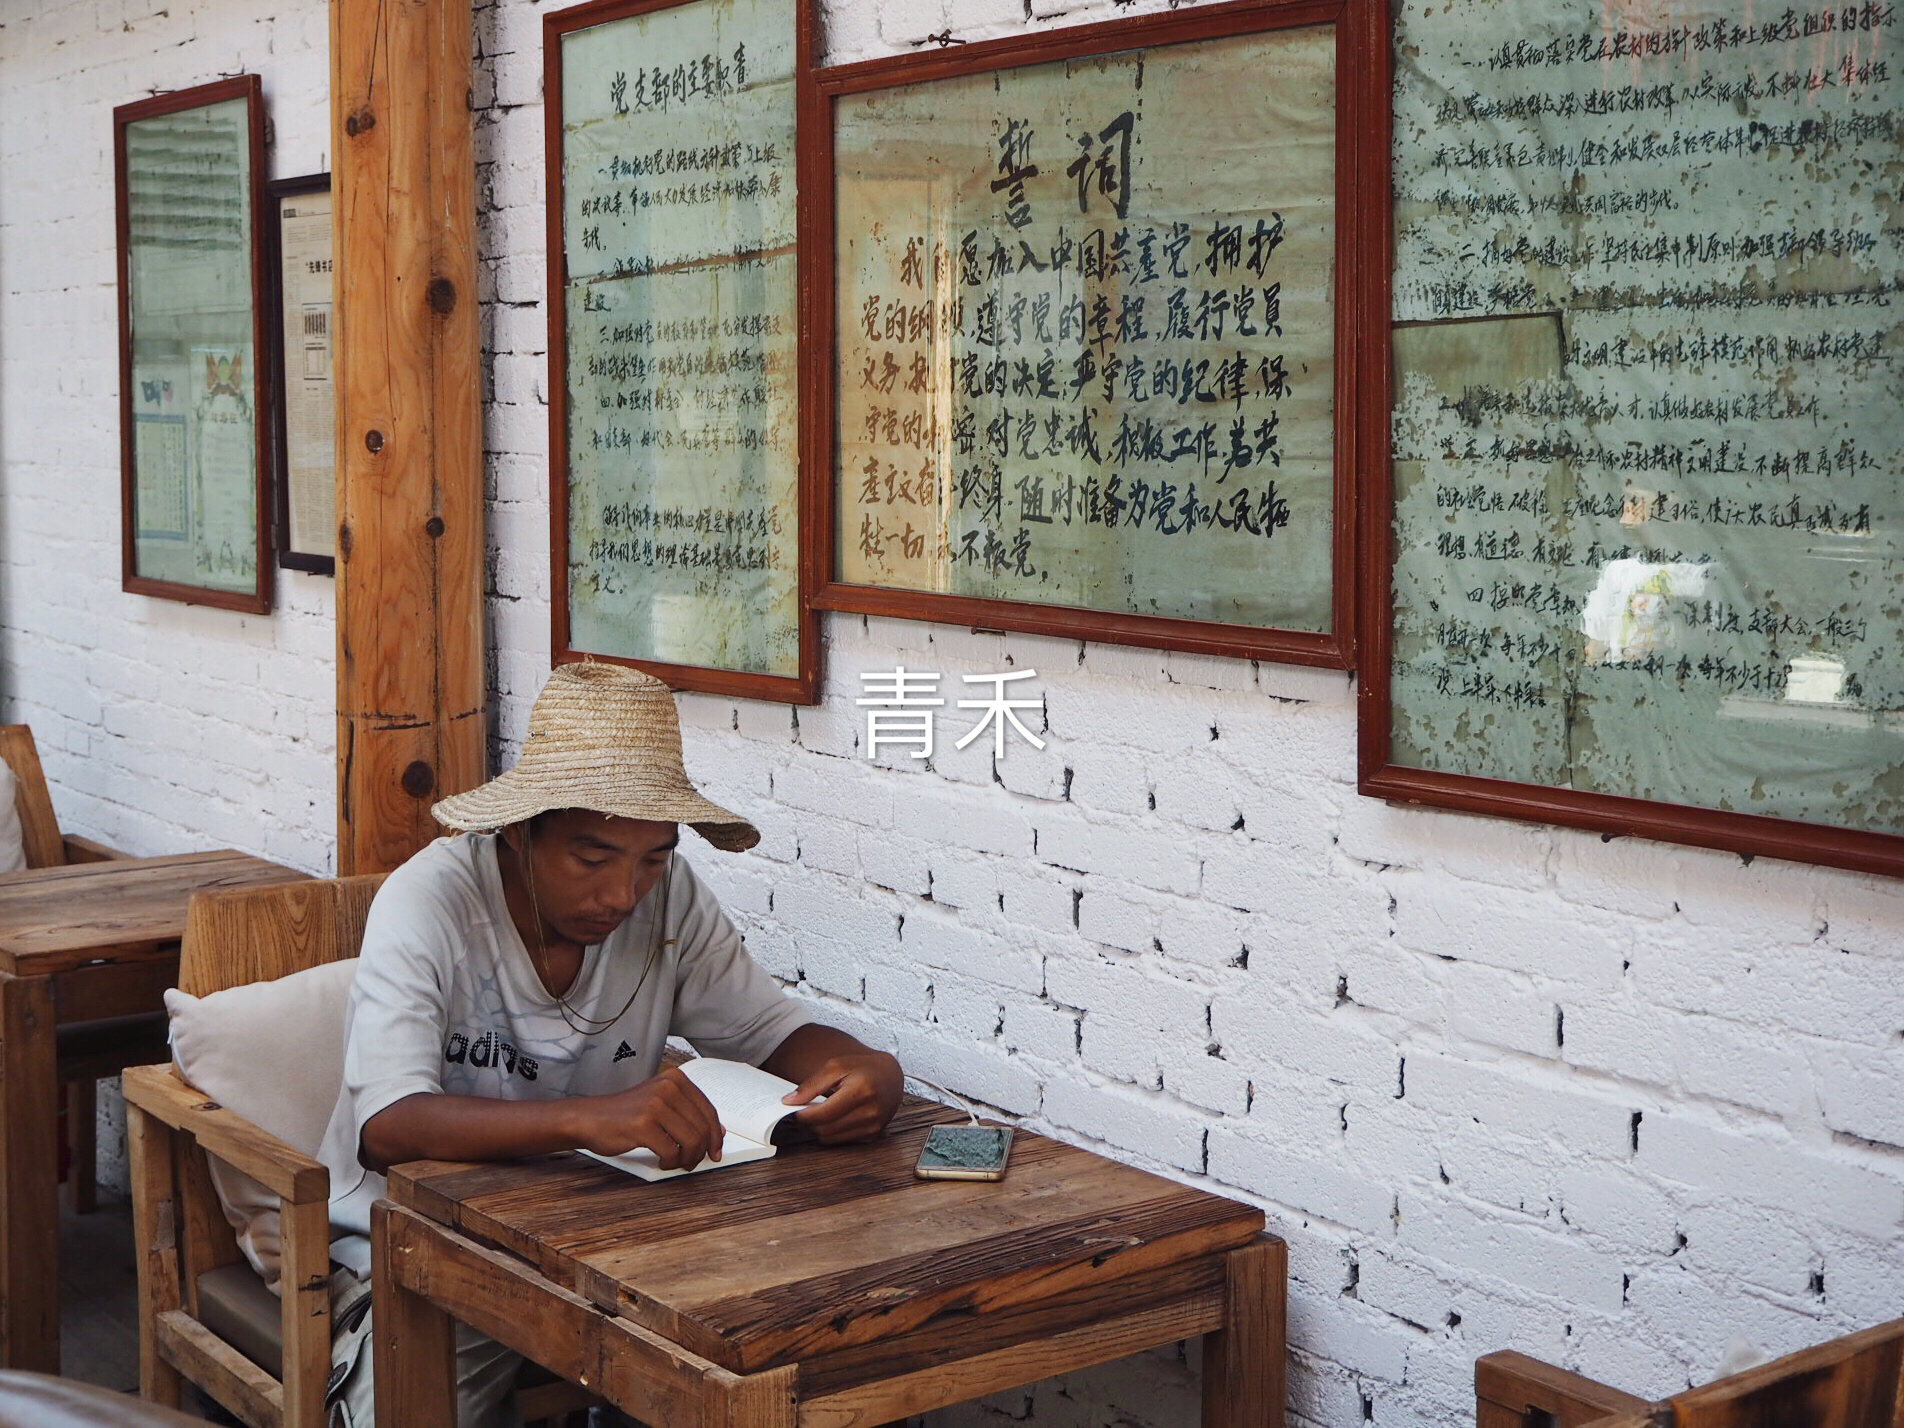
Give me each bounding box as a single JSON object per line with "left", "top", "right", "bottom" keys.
{"left": 165, "top": 958, "right": 358, "bottom": 1289}
{"left": 0, "top": 762, "right": 24, "bottom": 875}
{"left": 196, "top": 1260, "right": 285, "bottom": 1379}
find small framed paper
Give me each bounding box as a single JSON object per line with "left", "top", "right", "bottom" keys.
{"left": 267, "top": 173, "right": 336, "bottom": 575}
{"left": 814, "top": 0, "right": 1384, "bottom": 667}
{"left": 115, "top": 76, "right": 273, "bottom": 613}
{"left": 545, "top": 0, "right": 818, "bottom": 702}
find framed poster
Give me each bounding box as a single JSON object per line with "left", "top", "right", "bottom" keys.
{"left": 813, "top": 0, "right": 1384, "bottom": 667}
{"left": 1360, "top": 1, "right": 1903, "bottom": 876}
{"left": 115, "top": 75, "right": 272, "bottom": 613}
{"left": 546, "top": 0, "right": 817, "bottom": 702}
{"left": 268, "top": 173, "right": 336, "bottom": 575}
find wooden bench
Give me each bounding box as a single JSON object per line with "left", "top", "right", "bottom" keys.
{"left": 1477, "top": 1319, "right": 1902, "bottom": 1428}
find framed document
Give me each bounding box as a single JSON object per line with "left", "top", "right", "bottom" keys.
{"left": 813, "top": 0, "right": 1383, "bottom": 667}
{"left": 268, "top": 174, "right": 336, "bottom": 575}
{"left": 546, "top": 0, "right": 817, "bottom": 702}
{"left": 1360, "top": 0, "right": 1902, "bottom": 876}
{"left": 115, "top": 76, "right": 272, "bottom": 613}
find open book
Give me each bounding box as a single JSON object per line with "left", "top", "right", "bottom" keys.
{"left": 579, "top": 1057, "right": 815, "bottom": 1182}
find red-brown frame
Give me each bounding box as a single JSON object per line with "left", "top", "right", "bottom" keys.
{"left": 545, "top": 0, "right": 820, "bottom": 703}
{"left": 810, "top": 0, "right": 1380, "bottom": 669}
{"left": 115, "top": 75, "right": 274, "bottom": 615}
{"left": 1353, "top": 22, "right": 1901, "bottom": 879}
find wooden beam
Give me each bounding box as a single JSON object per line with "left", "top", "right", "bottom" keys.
{"left": 331, "top": 0, "right": 486, "bottom": 875}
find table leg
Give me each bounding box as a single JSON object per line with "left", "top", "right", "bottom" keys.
{"left": 63, "top": 1077, "right": 98, "bottom": 1215}
{"left": 1201, "top": 1235, "right": 1287, "bottom": 1428}
{"left": 372, "top": 1198, "right": 457, "bottom": 1426}
{"left": 0, "top": 972, "right": 59, "bottom": 1372}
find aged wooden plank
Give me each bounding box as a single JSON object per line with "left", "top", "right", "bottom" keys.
{"left": 177, "top": 877, "right": 379, "bottom": 996}
{"left": 796, "top": 1256, "right": 1227, "bottom": 1400}
{"left": 121, "top": 1064, "right": 328, "bottom": 1202}
{"left": 1202, "top": 1235, "right": 1287, "bottom": 1428}
{"left": 372, "top": 1201, "right": 458, "bottom": 1426}
{"left": 1669, "top": 1319, "right": 1902, "bottom": 1428}
{"left": 279, "top": 1195, "right": 334, "bottom": 1428}
{"left": 0, "top": 970, "right": 59, "bottom": 1371}
{"left": 332, "top": 0, "right": 484, "bottom": 876}
{"left": 128, "top": 1098, "right": 185, "bottom": 1409}
{"left": 0, "top": 726, "right": 66, "bottom": 870}
{"left": 155, "top": 1308, "right": 285, "bottom": 1428}
{"left": 798, "top": 1290, "right": 1224, "bottom": 1427}
{"left": 379, "top": 1199, "right": 728, "bottom": 1427}
{"left": 0, "top": 853, "right": 306, "bottom": 975}
{"left": 1475, "top": 1350, "right": 1652, "bottom": 1428}
{"left": 53, "top": 960, "right": 177, "bottom": 1024}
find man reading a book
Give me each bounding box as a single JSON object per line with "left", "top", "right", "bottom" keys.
{"left": 317, "top": 661, "right": 903, "bottom": 1425}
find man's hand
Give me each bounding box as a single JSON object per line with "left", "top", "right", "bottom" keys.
{"left": 571, "top": 1066, "right": 726, "bottom": 1170}
{"left": 779, "top": 1047, "right": 903, "bottom": 1144}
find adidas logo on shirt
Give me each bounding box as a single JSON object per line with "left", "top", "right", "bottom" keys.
{"left": 613, "top": 1040, "right": 637, "bottom": 1063}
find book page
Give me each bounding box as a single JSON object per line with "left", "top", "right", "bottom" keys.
{"left": 680, "top": 1056, "right": 803, "bottom": 1144}
{"left": 583, "top": 1128, "right": 777, "bottom": 1182}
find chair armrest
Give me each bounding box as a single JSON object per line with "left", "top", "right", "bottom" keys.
{"left": 1477, "top": 1351, "right": 1653, "bottom": 1428}
{"left": 62, "top": 834, "right": 131, "bottom": 863}
{"left": 121, "top": 1064, "right": 329, "bottom": 1204}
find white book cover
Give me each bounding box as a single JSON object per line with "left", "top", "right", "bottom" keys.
{"left": 580, "top": 1057, "right": 815, "bottom": 1182}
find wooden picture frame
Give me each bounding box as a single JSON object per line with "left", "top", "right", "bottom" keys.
{"left": 266, "top": 172, "right": 336, "bottom": 576}
{"left": 115, "top": 75, "right": 273, "bottom": 614}
{"left": 1356, "top": 5, "right": 1902, "bottom": 878}
{"left": 545, "top": 0, "right": 819, "bottom": 703}
{"left": 810, "top": 0, "right": 1382, "bottom": 668}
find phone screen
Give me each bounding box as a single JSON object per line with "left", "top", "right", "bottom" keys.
{"left": 918, "top": 1125, "right": 1011, "bottom": 1171}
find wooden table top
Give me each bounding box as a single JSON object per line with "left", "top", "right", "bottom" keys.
{"left": 388, "top": 1097, "right": 1265, "bottom": 1382}
{"left": 0, "top": 850, "right": 310, "bottom": 976}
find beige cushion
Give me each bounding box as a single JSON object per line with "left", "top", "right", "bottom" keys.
{"left": 0, "top": 762, "right": 25, "bottom": 874}
{"left": 165, "top": 958, "right": 358, "bottom": 1289}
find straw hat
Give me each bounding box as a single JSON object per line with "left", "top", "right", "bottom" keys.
{"left": 432, "top": 662, "right": 760, "bottom": 851}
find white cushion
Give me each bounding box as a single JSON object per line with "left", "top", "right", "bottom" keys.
{"left": 165, "top": 958, "right": 358, "bottom": 1289}
{"left": 0, "top": 762, "right": 25, "bottom": 874}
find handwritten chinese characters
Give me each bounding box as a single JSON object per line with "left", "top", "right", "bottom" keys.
{"left": 834, "top": 25, "right": 1337, "bottom": 632}
{"left": 559, "top": 0, "right": 800, "bottom": 679}
{"left": 1389, "top": 1, "right": 1903, "bottom": 834}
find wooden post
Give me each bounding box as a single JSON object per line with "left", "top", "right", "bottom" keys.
{"left": 331, "top": 0, "right": 486, "bottom": 875}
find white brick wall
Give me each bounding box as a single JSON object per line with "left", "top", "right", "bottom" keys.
{"left": 1, "top": 0, "right": 339, "bottom": 1197}
{"left": 2, "top": 0, "right": 1899, "bottom": 1423}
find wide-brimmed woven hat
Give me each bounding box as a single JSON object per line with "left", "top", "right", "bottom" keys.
{"left": 432, "top": 662, "right": 759, "bottom": 851}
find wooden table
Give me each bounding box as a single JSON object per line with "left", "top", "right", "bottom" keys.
{"left": 376, "top": 1098, "right": 1286, "bottom": 1427}
{"left": 0, "top": 849, "right": 309, "bottom": 1372}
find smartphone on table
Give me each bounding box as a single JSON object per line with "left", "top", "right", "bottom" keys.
{"left": 913, "top": 1124, "right": 1014, "bottom": 1181}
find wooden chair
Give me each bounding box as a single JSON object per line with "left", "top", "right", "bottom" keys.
{"left": 1477, "top": 1318, "right": 1903, "bottom": 1428}
{"left": 122, "top": 876, "right": 596, "bottom": 1428}
{"left": 0, "top": 722, "right": 151, "bottom": 1213}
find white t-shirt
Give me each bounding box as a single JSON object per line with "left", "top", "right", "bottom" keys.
{"left": 321, "top": 831, "right": 811, "bottom": 1238}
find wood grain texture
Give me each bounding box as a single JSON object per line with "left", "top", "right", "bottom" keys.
{"left": 155, "top": 1309, "right": 285, "bottom": 1428}
{"left": 0, "top": 973, "right": 59, "bottom": 1372}
{"left": 121, "top": 1066, "right": 328, "bottom": 1202}
{"left": 1202, "top": 1236, "right": 1287, "bottom": 1428}
{"left": 278, "top": 1196, "right": 333, "bottom": 1428}
{"left": 392, "top": 1116, "right": 1263, "bottom": 1375}
{"left": 0, "top": 852, "right": 308, "bottom": 976}
{"left": 1668, "top": 1319, "right": 1902, "bottom": 1428}
{"left": 177, "top": 874, "right": 382, "bottom": 996}
{"left": 1476, "top": 1351, "right": 1652, "bottom": 1428}
{"left": 177, "top": 1120, "right": 247, "bottom": 1318}
{"left": 0, "top": 727, "right": 65, "bottom": 870}
{"left": 799, "top": 1286, "right": 1223, "bottom": 1427}
{"left": 129, "top": 1102, "right": 185, "bottom": 1409}
{"left": 332, "top": 0, "right": 485, "bottom": 877}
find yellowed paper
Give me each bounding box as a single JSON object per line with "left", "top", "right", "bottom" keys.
{"left": 834, "top": 24, "right": 1337, "bottom": 632}
{"left": 277, "top": 190, "right": 335, "bottom": 561}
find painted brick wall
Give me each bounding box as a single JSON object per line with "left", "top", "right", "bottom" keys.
{"left": 0, "top": 0, "right": 1897, "bottom": 1422}
{"left": 0, "top": 0, "right": 339, "bottom": 1198}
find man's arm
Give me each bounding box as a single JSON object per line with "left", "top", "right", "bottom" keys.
{"left": 763, "top": 1023, "right": 903, "bottom": 1144}
{"left": 359, "top": 1067, "right": 727, "bottom": 1173}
